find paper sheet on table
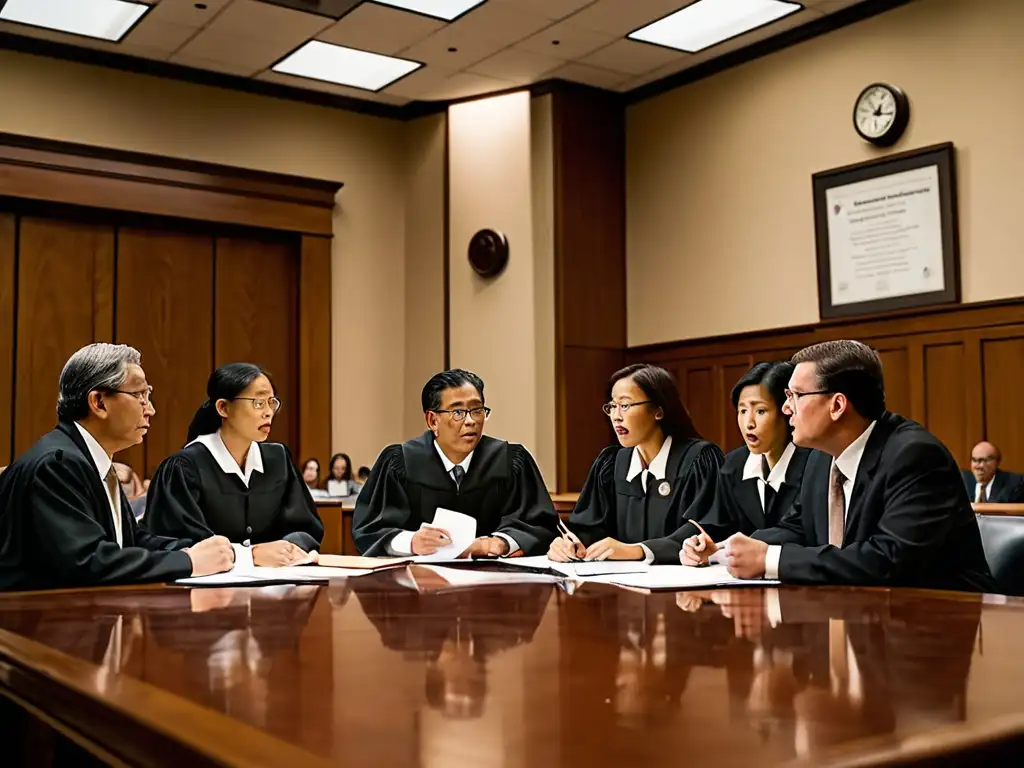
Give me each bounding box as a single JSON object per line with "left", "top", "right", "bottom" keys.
{"left": 411, "top": 507, "right": 477, "bottom": 561}
{"left": 175, "top": 565, "right": 360, "bottom": 586}
{"left": 494, "top": 556, "right": 649, "bottom": 578}
{"left": 316, "top": 555, "right": 411, "bottom": 571}
{"left": 593, "top": 564, "right": 779, "bottom": 591}
{"left": 408, "top": 564, "right": 564, "bottom": 592}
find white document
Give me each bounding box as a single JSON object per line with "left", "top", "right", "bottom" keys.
{"left": 593, "top": 564, "right": 779, "bottom": 591}
{"left": 175, "top": 565, "right": 337, "bottom": 586}
{"left": 415, "top": 565, "right": 563, "bottom": 589}
{"left": 571, "top": 561, "right": 650, "bottom": 577}
{"left": 412, "top": 508, "right": 478, "bottom": 562}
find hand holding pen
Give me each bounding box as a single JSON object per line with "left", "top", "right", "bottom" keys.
{"left": 548, "top": 518, "right": 586, "bottom": 562}
{"left": 680, "top": 519, "right": 718, "bottom": 566}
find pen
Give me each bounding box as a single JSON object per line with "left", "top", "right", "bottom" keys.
{"left": 688, "top": 520, "right": 714, "bottom": 566}
{"left": 556, "top": 518, "right": 584, "bottom": 561}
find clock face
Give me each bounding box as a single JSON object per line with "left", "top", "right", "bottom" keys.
{"left": 855, "top": 85, "right": 898, "bottom": 139}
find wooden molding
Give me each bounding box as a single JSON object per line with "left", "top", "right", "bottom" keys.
{"left": 0, "top": 133, "right": 341, "bottom": 236}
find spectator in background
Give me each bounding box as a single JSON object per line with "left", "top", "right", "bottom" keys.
{"left": 357, "top": 466, "right": 370, "bottom": 484}
{"left": 302, "top": 457, "right": 329, "bottom": 499}
{"left": 326, "top": 452, "right": 361, "bottom": 497}
{"left": 963, "top": 441, "right": 1024, "bottom": 503}
{"left": 115, "top": 462, "right": 148, "bottom": 520}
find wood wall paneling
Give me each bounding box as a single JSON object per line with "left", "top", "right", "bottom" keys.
{"left": 561, "top": 346, "right": 624, "bottom": 491}
{"left": 982, "top": 335, "right": 1024, "bottom": 473}
{"left": 13, "top": 218, "right": 115, "bottom": 456}
{"left": 924, "top": 343, "right": 967, "bottom": 467}
{"left": 684, "top": 366, "right": 717, "bottom": 446}
{"left": 0, "top": 214, "right": 14, "bottom": 465}
{"left": 116, "top": 227, "right": 214, "bottom": 476}
{"left": 877, "top": 346, "right": 911, "bottom": 422}
{"left": 214, "top": 236, "right": 299, "bottom": 457}
{"left": 298, "top": 236, "right": 332, "bottom": 471}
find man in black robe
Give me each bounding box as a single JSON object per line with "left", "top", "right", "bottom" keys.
{"left": 0, "top": 343, "right": 234, "bottom": 590}
{"left": 353, "top": 369, "right": 558, "bottom": 557}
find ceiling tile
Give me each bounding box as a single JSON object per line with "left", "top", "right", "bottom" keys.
{"left": 204, "top": 0, "right": 332, "bottom": 43}
{"left": 415, "top": 72, "right": 520, "bottom": 102}
{"left": 257, "top": 70, "right": 410, "bottom": 103}
{"left": 383, "top": 64, "right": 459, "bottom": 99}
{"left": 548, "top": 61, "right": 628, "bottom": 90}
{"left": 441, "top": 2, "right": 554, "bottom": 46}
{"left": 174, "top": 30, "right": 294, "bottom": 72}
{"left": 513, "top": 19, "right": 616, "bottom": 60}
{"left": 806, "top": 0, "right": 867, "bottom": 13}
{"left": 566, "top": 0, "right": 688, "bottom": 36}
{"left": 144, "top": 0, "right": 232, "bottom": 29}
{"left": 171, "top": 53, "right": 260, "bottom": 77}
{"left": 580, "top": 38, "right": 686, "bottom": 75}
{"left": 399, "top": 27, "right": 502, "bottom": 70}
{"left": 468, "top": 48, "right": 563, "bottom": 81}
{"left": 123, "top": 19, "right": 198, "bottom": 53}
{"left": 317, "top": 3, "right": 444, "bottom": 54}
{"left": 490, "top": 0, "right": 596, "bottom": 22}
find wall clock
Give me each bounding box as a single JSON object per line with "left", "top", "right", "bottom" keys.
{"left": 467, "top": 229, "right": 509, "bottom": 278}
{"left": 853, "top": 82, "right": 910, "bottom": 147}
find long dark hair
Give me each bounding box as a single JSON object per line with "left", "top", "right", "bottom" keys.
{"left": 328, "top": 453, "right": 353, "bottom": 482}
{"left": 186, "top": 363, "right": 273, "bottom": 444}
{"left": 609, "top": 364, "right": 701, "bottom": 441}
{"left": 731, "top": 361, "right": 795, "bottom": 438}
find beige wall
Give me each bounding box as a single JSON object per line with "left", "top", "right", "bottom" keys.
{"left": 403, "top": 113, "right": 448, "bottom": 442}
{"left": 627, "top": 0, "right": 1024, "bottom": 346}
{"left": 0, "top": 49, "right": 409, "bottom": 469}
{"left": 447, "top": 92, "right": 556, "bottom": 484}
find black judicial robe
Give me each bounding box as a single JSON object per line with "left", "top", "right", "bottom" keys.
{"left": 145, "top": 441, "right": 323, "bottom": 552}
{"left": 569, "top": 438, "right": 724, "bottom": 563}
{"left": 0, "top": 422, "right": 192, "bottom": 590}
{"left": 694, "top": 444, "right": 812, "bottom": 543}
{"left": 352, "top": 431, "right": 558, "bottom": 557}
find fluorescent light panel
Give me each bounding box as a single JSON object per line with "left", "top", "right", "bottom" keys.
{"left": 0, "top": 0, "right": 149, "bottom": 42}
{"left": 370, "top": 0, "right": 487, "bottom": 22}
{"left": 273, "top": 40, "right": 421, "bottom": 92}
{"left": 629, "top": 0, "right": 802, "bottom": 53}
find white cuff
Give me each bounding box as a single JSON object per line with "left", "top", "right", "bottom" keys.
{"left": 766, "top": 588, "right": 783, "bottom": 628}
{"left": 638, "top": 543, "right": 656, "bottom": 564}
{"left": 388, "top": 530, "right": 415, "bottom": 556}
{"left": 492, "top": 532, "right": 520, "bottom": 556}
{"left": 232, "top": 543, "right": 254, "bottom": 571}
{"left": 764, "top": 545, "right": 782, "bottom": 580}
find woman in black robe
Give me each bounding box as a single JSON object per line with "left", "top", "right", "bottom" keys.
{"left": 680, "top": 361, "right": 811, "bottom": 565}
{"left": 145, "top": 363, "right": 323, "bottom": 567}
{"left": 550, "top": 364, "right": 724, "bottom": 564}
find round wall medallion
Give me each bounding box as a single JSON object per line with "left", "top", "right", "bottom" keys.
{"left": 468, "top": 229, "right": 509, "bottom": 278}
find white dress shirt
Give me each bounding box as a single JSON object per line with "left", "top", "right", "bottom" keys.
{"left": 764, "top": 422, "right": 876, "bottom": 579}
{"left": 741, "top": 442, "right": 797, "bottom": 511}
{"left": 187, "top": 430, "right": 266, "bottom": 566}
{"left": 388, "top": 440, "right": 520, "bottom": 556}
{"left": 624, "top": 436, "right": 674, "bottom": 564}
{"left": 73, "top": 422, "right": 123, "bottom": 548}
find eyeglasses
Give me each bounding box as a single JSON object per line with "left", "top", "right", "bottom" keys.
{"left": 972, "top": 456, "right": 998, "bottom": 464}
{"left": 433, "top": 407, "right": 491, "bottom": 422}
{"left": 784, "top": 389, "right": 832, "bottom": 406}
{"left": 109, "top": 386, "right": 154, "bottom": 406}
{"left": 232, "top": 397, "right": 282, "bottom": 413}
{"left": 602, "top": 400, "right": 652, "bottom": 416}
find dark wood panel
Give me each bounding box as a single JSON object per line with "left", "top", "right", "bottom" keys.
{"left": 298, "top": 236, "right": 332, "bottom": 472}
{"left": 0, "top": 214, "right": 14, "bottom": 465}
{"left": 877, "top": 347, "right": 910, "bottom": 423}
{"left": 116, "top": 227, "right": 214, "bottom": 477}
{"left": 923, "top": 343, "right": 966, "bottom": 468}
{"left": 982, "top": 337, "right": 1024, "bottom": 472}
{"left": 684, "top": 366, "right": 717, "bottom": 444}
{"left": 560, "top": 346, "right": 624, "bottom": 492}
{"left": 14, "top": 218, "right": 114, "bottom": 457}
{"left": 214, "top": 237, "right": 299, "bottom": 457}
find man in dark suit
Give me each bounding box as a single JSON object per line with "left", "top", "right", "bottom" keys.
{"left": 719, "top": 340, "right": 993, "bottom": 592}
{"left": 0, "top": 343, "right": 234, "bottom": 590}
{"left": 962, "top": 441, "right": 1024, "bottom": 504}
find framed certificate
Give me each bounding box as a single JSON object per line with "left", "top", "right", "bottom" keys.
{"left": 812, "top": 142, "right": 960, "bottom": 319}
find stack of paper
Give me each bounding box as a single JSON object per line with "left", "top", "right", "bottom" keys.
{"left": 597, "top": 564, "right": 779, "bottom": 592}
{"left": 413, "top": 508, "right": 477, "bottom": 561}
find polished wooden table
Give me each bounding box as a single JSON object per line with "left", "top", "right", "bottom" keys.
{"left": 2, "top": 576, "right": 1024, "bottom": 767}
{"left": 315, "top": 493, "right": 581, "bottom": 555}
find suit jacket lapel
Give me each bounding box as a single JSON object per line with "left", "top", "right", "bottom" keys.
{"left": 803, "top": 451, "right": 830, "bottom": 546}
{"left": 56, "top": 421, "right": 118, "bottom": 542}
{"left": 991, "top": 471, "right": 1008, "bottom": 503}
{"left": 844, "top": 414, "right": 895, "bottom": 540}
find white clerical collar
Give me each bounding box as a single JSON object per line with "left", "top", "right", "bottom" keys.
{"left": 74, "top": 422, "right": 113, "bottom": 481}
{"left": 188, "top": 430, "right": 264, "bottom": 487}
{"left": 834, "top": 421, "right": 877, "bottom": 485}
{"left": 433, "top": 438, "right": 473, "bottom": 475}
{"left": 626, "top": 435, "right": 673, "bottom": 491}
{"left": 742, "top": 442, "right": 797, "bottom": 491}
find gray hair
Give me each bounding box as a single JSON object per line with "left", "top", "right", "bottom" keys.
{"left": 57, "top": 343, "right": 141, "bottom": 421}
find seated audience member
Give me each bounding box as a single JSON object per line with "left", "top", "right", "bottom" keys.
{"left": 301, "top": 457, "right": 330, "bottom": 499}
{"left": 720, "top": 340, "right": 994, "bottom": 593}
{"left": 357, "top": 465, "right": 370, "bottom": 484}
{"left": 326, "top": 452, "right": 361, "bottom": 497}
{"left": 0, "top": 343, "right": 233, "bottom": 590}
{"left": 550, "top": 364, "right": 723, "bottom": 563}
{"left": 963, "top": 441, "right": 1024, "bottom": 503}
{"left": 115, "top": 462, "right": 145, "bottom": 499}
{"left": 681, "top": 361, "right": 811, "bottom": 565}
{"left": 146, "top": 363, "right": 322, "bottom": 567}
{"left": 353, "top": 368, "right": 558, "bottom": 557}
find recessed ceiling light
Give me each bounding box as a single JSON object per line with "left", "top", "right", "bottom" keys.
{"left": 370, "top": 0, "right": 487, "bottom": 22}
{"left": 629, "top": 0, "right": 802, "bottom": 53}
{"left": 0, "top": 0, "right": 150, "bottom": 42}
{"left": 273, "top": 40, "right": 422, "bottom": 92}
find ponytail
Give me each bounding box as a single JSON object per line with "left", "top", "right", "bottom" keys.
{"left": 186, "top": 400, "right": 221, "bottom": 444}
